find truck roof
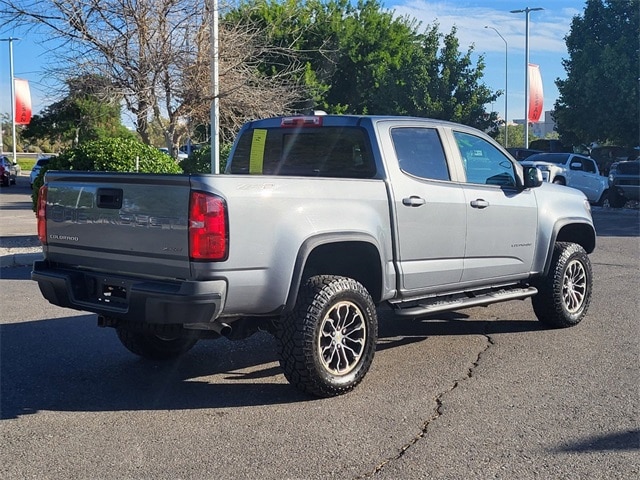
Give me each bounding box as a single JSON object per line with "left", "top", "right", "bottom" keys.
{"left": 243, "top": 114, "right": 466, "bottom": 130}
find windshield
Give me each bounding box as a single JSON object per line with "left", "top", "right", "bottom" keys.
{"left": 525, "top": 153, "right": 569, "bottom": 164}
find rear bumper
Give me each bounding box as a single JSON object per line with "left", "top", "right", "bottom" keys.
{"left": 31, "top": 260, "right": 226, "bottom": 324}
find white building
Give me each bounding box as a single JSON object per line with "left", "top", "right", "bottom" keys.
{"left": 514, "top": 110, "right": 557, "bottom": 138}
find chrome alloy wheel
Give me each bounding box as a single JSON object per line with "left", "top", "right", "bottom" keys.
{"left": 318, "top": 300, "right": 366, "bottom": 376}
{"left": 562, "top": 259, "right": 587, "bottom": 313}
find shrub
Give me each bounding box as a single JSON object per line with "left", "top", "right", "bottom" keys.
{"left": 32, "top": 138, "right": 183, "bottom": 211}
{"left": 179, "top": 143, "right": 231, "bottom": 173}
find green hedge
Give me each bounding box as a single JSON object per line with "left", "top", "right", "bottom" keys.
{"left": 32, "top": 138, "right": 183, "bottom": 211}
{"left": 179, "top": 143, "right": 231, "bottom": 173}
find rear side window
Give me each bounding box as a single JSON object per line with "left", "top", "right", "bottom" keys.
{"left": 391, "top": 127, "right": 450, "bottom": 181}
{"left": 228, "top": 127, "right": 376, "bottom": 178}
{"left": 583, "top": 159, "right": 597, "bottom": 173}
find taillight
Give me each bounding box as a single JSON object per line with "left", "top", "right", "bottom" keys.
{"left": 280, "top": 115, "right": 323, "bottom": 127}
{"left": 37, "top": 186, "right": 48, "bottom": 245}
{"left": 189, "top": 191, "right": 228, "bottom": 261}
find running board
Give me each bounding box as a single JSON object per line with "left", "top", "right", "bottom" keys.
{"left": 392, "top": 286, "right": 538, "bottom": 317}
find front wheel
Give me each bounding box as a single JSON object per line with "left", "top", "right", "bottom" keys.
{"left": 532, "top": 242, "right": 592, "bottom": 328}
{"left": 276, "top": 275, "right": 378, "bottom": 397}
{"left": 608, "top": 188, "right": 627, "bottom": 208}
{"left": 595, "top": 189, "right": 608, "bottom": 207}
{"left": 116, "top": 324, "right": 198, "bottom": 360}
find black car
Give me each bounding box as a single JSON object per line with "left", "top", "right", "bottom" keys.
{"left": 0, "top": 156, "right": 20, "bottom": 186}
{"left": 608, "top": 159, "right": 640, "bottom": 208}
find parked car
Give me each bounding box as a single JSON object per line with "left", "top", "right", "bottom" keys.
{"left": 158, "top": 146, "right": 188, "bottom": 160}
{"left": 590, "top": 146, "right": 637, "bottom": 176}
{"left": 521, "top": 152, "right": 608, "bottom": 205}
{"left": 30, "top": 156, "right": 53, "bottom": 188}
{"left": 608, "top": 159, "right": 640, "bottom": 208}
{"left": 0, "top": 155, "right": 21, "bottom": 186}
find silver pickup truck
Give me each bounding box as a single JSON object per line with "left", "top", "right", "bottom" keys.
{"left": 33, "top": 115, "right": 596, "bottom": 397}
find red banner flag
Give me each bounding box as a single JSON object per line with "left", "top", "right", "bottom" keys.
{"left": 528, "top": 64, "right": 544, "bottom": 123}
{"left": 14, "top": 78, "right": 32, "bottom": 125}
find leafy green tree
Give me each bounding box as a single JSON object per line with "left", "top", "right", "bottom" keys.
{"left": 23, "top": 74, "right": 133, "bottom": 148}
{"left": 405, "top": 25, "right": 498, "bottom": 130}
{"left": 554, "top": 0, "right": 639, "bottom": 147}
{"left": 228, "top": 0, "right": 497, "bottom": 129}
{"left": 179, "top": 143, "right": 232, "bottom": 173}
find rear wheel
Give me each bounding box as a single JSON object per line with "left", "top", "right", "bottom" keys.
{"left": 552, "top": 177, "right": 565, "bottom": 185}
{"left": 116, "top": 324, "right": 198, "bottom": 360}
{"left": 532, "top": 242, "right": 592, "bottom": 328}
{"left": 276, "top": 275, "right": 378, "bottom": 397}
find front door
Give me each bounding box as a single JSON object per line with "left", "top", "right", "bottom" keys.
{"left": 451, "top": 130, "right": 539, "bottom": 282}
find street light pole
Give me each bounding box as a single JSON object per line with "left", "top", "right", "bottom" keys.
{"left": 485, "top": 26, "right": 508, "bottom": 148}
{"left": 1, "top": 37, "right": 20, "bottom": 163}
{"left": 209, "top": 0, "right": 220, "bottom": 174}
{"left": 510, "top": 7, "right": 543, "bottom": 149}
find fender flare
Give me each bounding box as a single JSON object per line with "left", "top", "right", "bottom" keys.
{"left": 541, "top": 218, "right": 596, "bottom": 275}
{"left": 284, "top": 232, "right": 385, "bottom": 311}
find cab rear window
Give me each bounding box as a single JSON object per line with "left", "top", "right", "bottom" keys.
{"left": 228, "top": 127, "right": 376, "bottom": 178}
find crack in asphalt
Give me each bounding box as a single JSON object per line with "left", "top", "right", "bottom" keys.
{"left": 356, "top": 322, "right": 495, "bottom": 479}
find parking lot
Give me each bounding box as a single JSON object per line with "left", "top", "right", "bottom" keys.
{"left": 1, "top": 174, "right": 638, "bottom": 479}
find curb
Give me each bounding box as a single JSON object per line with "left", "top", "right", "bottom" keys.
{"left": 0, "top": 252, "right": 43, "bottom": 269}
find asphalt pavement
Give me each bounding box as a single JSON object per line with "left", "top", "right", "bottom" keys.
{"left": 0, "top": 174, "right": 43, "bottom": 268}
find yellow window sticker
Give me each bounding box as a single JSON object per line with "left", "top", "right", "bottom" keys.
{"left": 249, "top": 129, "right": 267, "bottom": 174}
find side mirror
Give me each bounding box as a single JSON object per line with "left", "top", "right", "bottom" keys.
{"left": 523, "top": 166, "right": 543, "bottom": 188}
{"left": 569, "top": 162, "right": 582, "bottom": 170}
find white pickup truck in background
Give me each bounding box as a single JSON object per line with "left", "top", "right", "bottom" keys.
{"left": 520, "top": 152, "right": 609, "bottom": 205}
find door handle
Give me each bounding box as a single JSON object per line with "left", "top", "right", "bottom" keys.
{"left": 402, "top": 196, "right": 426, "bottom": 207}
{"left": 470, "top": 199, "right": 490, "bottom": 209}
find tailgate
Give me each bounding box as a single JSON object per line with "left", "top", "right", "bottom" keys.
{"left": 44, "top": 172, "right": 192, "bottom": 279}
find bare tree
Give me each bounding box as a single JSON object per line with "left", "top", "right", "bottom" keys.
{"left": 0, "top": 0, "right": 308, "bottom": 152}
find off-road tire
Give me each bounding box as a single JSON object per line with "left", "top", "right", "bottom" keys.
{"left": 532, "top": 242, "right": 592, "bottom": 328}
{"left": 116, "top": 324, "right": 198, "bottom": 360}
{"left": 608, "top": 188, "right": 627, "bottom": 208}
{"left": 276, "top": 275, "right": 378, "bottom": 397}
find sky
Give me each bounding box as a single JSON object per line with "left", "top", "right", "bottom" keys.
{"left": 0, "top": 0, "right": 587, "bottom": 125}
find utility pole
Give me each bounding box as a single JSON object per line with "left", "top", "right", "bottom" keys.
{"left": 209, "top": 0, "right": 220, "bottom": 174}
{"left": 510, "top": 7, "right": 543, "bottom": 149}
{"left": 485, "top": 26, "right": 508, "bottom": 148}
{"left": 0, "top": 37, "right": 20, "bottom": 162}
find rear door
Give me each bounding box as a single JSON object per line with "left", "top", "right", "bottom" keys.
{"left": 379, "top": 121, "right": 467, "bottom": 292}
{"left": 567, "top": 155, "right": 602, "bottom": 202}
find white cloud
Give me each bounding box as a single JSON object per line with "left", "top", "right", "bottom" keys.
{"left": 389, "top": 0, "right": 575, "bottom": 55}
